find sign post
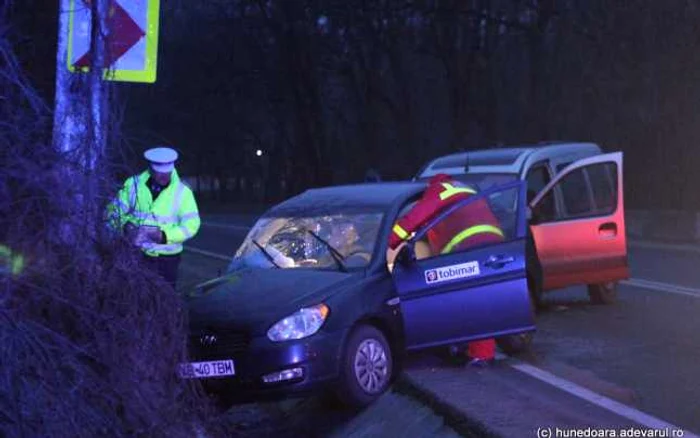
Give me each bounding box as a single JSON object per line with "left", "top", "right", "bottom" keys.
{"left": 66, "top": 0, "right": 160, "bottom": 83}
{"left": 52, "top": 0, "right": 162, "bottom": 241}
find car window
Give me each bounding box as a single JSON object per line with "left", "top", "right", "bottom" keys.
{"left": 527, "top": 165, "right": 550, "bottom": 194}
{"left": 586, "top": 162, "right": 618, "bottom": 214}
{"left": 559, "top": 167, "right": 593, "bottom": 217}
{"left": 450, "top": 173, "right": 519, "bottom": 213}
{"left": 526, "top": 165, "right": 553, "bottom": 214}
{"left": 413, "top": 185, "right": 521, "bottom": 258}
{"left": 533, "top": 162, "right": 619, "bottom": 223}
{"left": 533, "top": 190, "right": 557, "bottom": 222}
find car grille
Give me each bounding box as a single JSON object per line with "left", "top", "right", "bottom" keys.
{"left": 188, "top": 328, "right": 251, "bottom": 359}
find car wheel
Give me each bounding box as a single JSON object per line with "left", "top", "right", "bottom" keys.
{"left": 496, "top": 332, "right": 534, "bottom": 355}
{"left": 335, "top": 325, "right": 393, "bottom": 408}
{"left": 588, "top": 282, "right": 617, "bottom": 305}
{"left": 497, "top": 275, "right": 537, "bottom": 355}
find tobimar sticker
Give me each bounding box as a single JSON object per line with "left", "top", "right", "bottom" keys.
{"left": 425, "top": 261, "right": 480, "bottom": 284}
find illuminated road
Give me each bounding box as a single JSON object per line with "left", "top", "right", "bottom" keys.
{"left": 182, "top": 218, "right": 700, "bottom": 436}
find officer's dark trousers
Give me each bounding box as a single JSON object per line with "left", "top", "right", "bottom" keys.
{"left": 142, "top": 253, "right": 181, "bottom": 290}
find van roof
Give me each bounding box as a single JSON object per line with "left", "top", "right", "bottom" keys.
{"left": 417, "top": 142, "right": 601, "bottom": 178}
{"left": 429, "top": 147, "right": 531, "bottom": 169}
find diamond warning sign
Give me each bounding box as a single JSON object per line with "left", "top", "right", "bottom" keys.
{"left": 66, "top": 0, "right": 160, "bottom": 83}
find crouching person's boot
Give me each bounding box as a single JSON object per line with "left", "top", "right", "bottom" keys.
{"left": 467, "top": 339, "right": 496, "bottom": 367}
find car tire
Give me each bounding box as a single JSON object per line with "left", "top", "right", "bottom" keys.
{"left": 497, "top": 275, "right": 537, "bottom": 355}
{"left": 588, "top": 282, "right": 617, "bottom": 305}
{"left": 335, "top": 325, "right": 393, "bottom": 409}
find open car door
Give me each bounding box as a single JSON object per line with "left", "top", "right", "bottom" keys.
{"left": 529, "top": 152, "right": 629, "bottom": 292}
{"left": 391, "top": 181, "right": 535, "bottom": 351}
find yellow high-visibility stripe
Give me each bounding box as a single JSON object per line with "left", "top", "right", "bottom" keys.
{"left": 393, "top": 224, "right": 409, "bottom": 240}
{"left": 441, "top": 224, "right": 504, "bottom": 254}
{"left": 439, "top": 182, "right": 477, "bottom": 201}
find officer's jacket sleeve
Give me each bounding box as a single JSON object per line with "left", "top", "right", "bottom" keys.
{"left": 105, "top": 177, "right": 137, "bottom": 231}
{"left": 162, "top": 186, "right": 201, "bottom": 244}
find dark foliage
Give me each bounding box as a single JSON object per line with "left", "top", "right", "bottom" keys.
{"left": 0, "top": 6, "right": 227, "bottom": 437}
{"left": 10, "top": 1, "right": 700, "bottom": 209}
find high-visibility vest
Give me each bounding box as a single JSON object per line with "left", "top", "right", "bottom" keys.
{"left": 106, "top": 169, "right": 200, "bottom": 257}
{"left": 390, "top": 181, "right": 476, "bottom": 248}
{"left": 390, "top": 180, "right": 503, "bottom": 253}
{"left": 427, "top": 184, "right": 504, "bottom": 254}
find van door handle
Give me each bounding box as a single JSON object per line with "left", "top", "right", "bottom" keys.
{"left": 484, "top": 255, "right": 515, "bottom": 269}
{"left": 599, "top": 222, "right": 617, "bottom": 239}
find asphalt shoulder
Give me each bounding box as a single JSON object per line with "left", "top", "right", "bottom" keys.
{"left": 396, "top": 353, "right": 646, "bottom": 438}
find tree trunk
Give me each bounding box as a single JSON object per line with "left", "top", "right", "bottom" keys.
{"left": 53, "top": 0, "right": 110, "bottom": 242}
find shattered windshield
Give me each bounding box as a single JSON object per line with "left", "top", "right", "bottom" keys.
{"left": 230, "top": 212, "right": 384, "bottom": 271}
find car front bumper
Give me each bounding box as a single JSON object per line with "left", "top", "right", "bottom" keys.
{"left": 186, "top": 327, "right": 349, "bottom": 403}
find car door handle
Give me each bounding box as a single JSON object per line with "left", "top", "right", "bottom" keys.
{"left": 484, "top": 254, "right": 515, "bottom": 269}
{"left": 598, "top": 222, "right": 617, "bottom": 239}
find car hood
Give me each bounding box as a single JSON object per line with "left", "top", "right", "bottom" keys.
{"left": 186, "top": 267, "right": 357, "bottom": 333}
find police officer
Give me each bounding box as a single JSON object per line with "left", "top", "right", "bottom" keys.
{"left": 107, "top": 147, "right": 200, "bottom": 289}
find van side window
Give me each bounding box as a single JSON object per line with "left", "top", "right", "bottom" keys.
{"left": 526, "top": 164, "right": 554, "bottom": 218}
{"left": 559, "top": 168, "right": 593, "bottom": 217}
{"left": 526, "top": 165, "right": 550, "bottom": 202}
{"left": 586, "top": 163, "right": 618, "bottom": 214}
{"left": 533, "top": 191, "right": 557, "bottom": 222}
{"left": 533, "top": 167, "right": 591, "bottom": 221}
{"left": 533, "top": 162, "right": 618, "bottom": 223}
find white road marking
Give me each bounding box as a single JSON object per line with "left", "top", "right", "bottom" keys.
{"left": 622, "top": 278, "right": 700, "bottom": 298}
{"left": 510, "top": 361, "right": 699, "bottom": 436}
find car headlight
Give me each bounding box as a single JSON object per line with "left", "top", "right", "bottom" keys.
{"left": 267, "top": 304, "right": 330, "bottom": 342}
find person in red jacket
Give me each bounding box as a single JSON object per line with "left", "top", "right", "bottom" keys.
{"left": 389, "top": 173, "right": 505, "bottom": 366}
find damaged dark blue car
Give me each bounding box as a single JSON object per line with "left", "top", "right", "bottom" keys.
{"left": 182, "top": 181, "right": 535, "bottom": 408}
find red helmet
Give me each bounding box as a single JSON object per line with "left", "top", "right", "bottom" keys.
{"left": 428, "top": 173, "right": 453, "bottom": 185}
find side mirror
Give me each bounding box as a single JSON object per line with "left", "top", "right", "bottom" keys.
{"left": 396, "top": 244, "right": 416, "bottom": 266}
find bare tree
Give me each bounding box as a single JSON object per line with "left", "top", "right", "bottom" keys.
{"left": 1, "top": 2, "right": 224, "bottom": 436}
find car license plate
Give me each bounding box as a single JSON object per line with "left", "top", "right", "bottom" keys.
{"left": 179, "top": 360, "right": 235, "bottom": 379}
